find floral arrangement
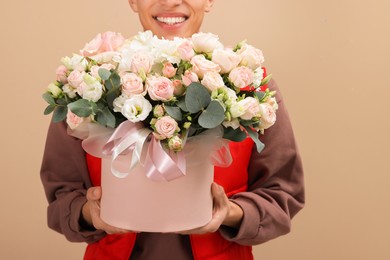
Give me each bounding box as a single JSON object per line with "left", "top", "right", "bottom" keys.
{"left": 43, "top": 31, "right": 277, "bottom": 153}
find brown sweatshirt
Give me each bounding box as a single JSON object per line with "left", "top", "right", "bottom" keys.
{"left": 40, "top": 80, "right": 305, "bottom": 259}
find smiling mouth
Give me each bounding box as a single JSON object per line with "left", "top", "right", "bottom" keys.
{"left": 154, "top": 16, "right": 188, "bottom": 25}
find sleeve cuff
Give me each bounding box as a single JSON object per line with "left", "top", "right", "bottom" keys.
{"left": 219, "top": 197, "right": 261, "bottom": 243}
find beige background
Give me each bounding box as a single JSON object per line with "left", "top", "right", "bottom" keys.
{"left": 1, "top": 0, "right": 389, "bottom": 259}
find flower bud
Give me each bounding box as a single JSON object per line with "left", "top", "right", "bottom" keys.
{"left": 47, "top": 82, "right": 62, "bottom": 98}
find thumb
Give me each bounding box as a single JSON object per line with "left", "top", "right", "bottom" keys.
{"left": 87, "top": 186, "right": 102, "bottom": 201}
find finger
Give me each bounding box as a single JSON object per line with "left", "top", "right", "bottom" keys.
{"left": 87, "top": 186, "right": 102, "bottom": 201}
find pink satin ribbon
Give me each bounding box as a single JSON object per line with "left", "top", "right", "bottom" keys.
{"left": 70, "top": 121, "right": 232, "bottom": 182}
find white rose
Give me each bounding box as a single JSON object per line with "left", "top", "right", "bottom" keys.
{"left": 192, "top": 32, "right": 223, "bottom": 53}
{"left": 77, "top": 74, "right": 103, "bottom": 102}
{"left": 201, "top": 71, "right": 225, "bottom": 92}
{"left": 121, "top": 95, "right": 152, "bottom": 122}
{"left": 238, "top": 44, "right": 264, "bottom": 70}
{"left": 252, "top": 67, "right": 264, "bottom": 88}
{"left": 211, "top": 48, "right": 241, "bottom": 74}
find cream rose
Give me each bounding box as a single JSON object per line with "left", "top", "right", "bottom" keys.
{"left": 238, "top": 44, "right": 264, "bottom": 70}
{"left": 130, "top": 52, "right": 153, "bottom": 75}
{"left": 66, "top": 111, "right": 84, "bottom": 130}
{"left": 146, "top": 76, "right": 174, "bottom": 101}
{"left": 67, "top": 70, "right": 85, "bottom": 88}
{"left": 201, "top": 71, "right": 225, "bottom": 92}
{"left": 211, "top": 48, "right": 241, "bottom": 74}
{"left": 229, "top": 66, "right": 254, "bottom": 89}
{"left": 77, "top": 74, "right": 103, "bottom": 102}
{"left": 258, "top": 103, "right": 277, "bottom": 130}
{"left": 55, "top": 65, "right": 68, "bottom": 84}
{"left": 62, "top": 84, "right": 77, "bottom": 99}
{"left": 177, "top": 40, "right": 195, "bottom": 61}
{"left": 121, "top": 95, "right": 152, "bottom": 122}
{"left": 192, "top": 32, "right": 223, "bottom": 53}
{"left": 182, "top": 70, "right": 199, "bottom": 86}
{"left": 230, "top": 97, "right": 261, "bottom": 120}
{"left": 120, "top": 72, "right": 145, "bottom": 96}
{"left": 190, "top": 55, "right": 221, "bottom": 79}
{"left": 154, "top": 116, "right": 178, "bottom": 140}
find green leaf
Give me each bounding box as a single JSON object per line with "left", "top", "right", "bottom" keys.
{"left": 177, "top": 97, "right": 188, "bottom": 112}
{"left": 260, "top": 74, "right": 272, "bottom": 86}
{"left": 165, "top": 105, "right": 183, "bottom": 121}
{"left": 240, "top": 119, "right": 258, "bottom": 126}
{"left": 198, "top": 100, "right": 225, "bottom": 129}
{"left": 254, "top": 91, "right": 266, "bottom": 101}
{"left": 96, "top": 107, "right": 116, "bottom": 128}
{"left": 44, "top": 104, "right": 55, "bottom": 115}
{"left": 53, "top": 106, "right": 67, "bottom": 122}
{"left": 98, "top": 68, "right": 111, "bottom": 81}
{"left": 244, "top": 126, "right": 265, "bottom": 153}
{"left": 42, "top": 92, "right": 55, "bottom": 105}
{"left": 185, "top": 82, "right": 211, "bottom": 113}
{"left": 68, "top": 99, "right": 95, "bottom": 117}
{"left": 223, "top": 127, "right": 247, "bottom": 142}
{"left": 105, "top": 71, "right": 121, "bottom": 91}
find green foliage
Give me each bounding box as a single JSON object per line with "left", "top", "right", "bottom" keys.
{"left": 98, "top": 68, "right": 111, "bottom": 81}
{"left": 42, "top": 92, "right": 55, "bottom": 105}
{"left": 198, "top": 100, "right": 225, "bottom": 129}
{"left": 44, "top": 105, "right": 55, "bottom": 115}
{"left": 96, "top": 107, "right": 116, "bottom": 128}
{"left": 53, "top": 106, "right": 68, "bottom": 122}
{"left": 223, "top": 127, "right": 247, "bottom": 142}
{"left": 244, "top": 126, "right": 265, "bottom": 153}
{"left": 165, "top": 105, "right": 183, "bottom": 121}
{"left": 68, "top": 99, "right": 97, "bottom": 117}
{"left": 185, "top": 82, "right": 211, "bottom": 113}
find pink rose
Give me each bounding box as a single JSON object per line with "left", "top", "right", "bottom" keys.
{"left": 201, "top": 71, "right": 225, "bottom": 92}
{"left": 67, "top": 70, "right": 85, "bottom": 88}
{"left": 190, "top": 55, "right": 221, "bottom": 79}
{"left": 90, "top": 64, "right": 116, "bottom": 79}
{"left": 131, "top": 52, "right": 153, "bottom": 75}
{"left": 81, "top": 31, "right": 125, "bottom": 57}
{"left": 172, "top": 79, "right": 185, "bottom": 96}
{"left": 177, "top": 40, "right": 195, "bottom": 61}
{"left": 168, "top": 136, "right": 183, "bottom": 151}
{"left": 153, "top": 104, "right": 165, "bottom": 118}
{"left": 162, "top": 62, "right": 177, "bottom": 78}
{"left": 146, "top": 76, "right": 174, "bottom": 101}
{"left": 238, "top": 44, "right": 264, "bottom": 70}
{"left": 228, "top": 66, "right": 254, "bottom": 89}
{"left": 212, "top": 48, "right": 241, "bottom": 74}
{"left": 120, "top": 72, "right": 145, "bottom": 96}
{"left": 153, "top": 116, "right": 178, "bottom": 140}
{"left": 56, "top": 65, "right": 68, "bottom": 84}
{"left": 230, "top": 97, "right": 260, "bottom": 120}
{"left": 66, "top": 111, "right": 84, "bottom": 130}
{"left": 181, "top": 70, "right": 199, "bottom": 86}
{"left": 258, "top": 103, "right": 277, "bottom": 130}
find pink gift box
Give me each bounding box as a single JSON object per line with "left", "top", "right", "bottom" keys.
{"left": 100, "top": 156, "right": 214, "bottom": 232}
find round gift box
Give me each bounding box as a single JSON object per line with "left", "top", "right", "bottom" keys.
{"left": 100, "top": 156, "right": 214, "bottom": 232}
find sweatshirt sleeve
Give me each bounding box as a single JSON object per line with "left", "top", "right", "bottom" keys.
{"left": 40, "top": 120, "right": 106, "bottom": 243}
{"left": 219, "top": 79, "right": 305, "bottom": 245}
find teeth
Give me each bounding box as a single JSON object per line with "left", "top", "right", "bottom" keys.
{"left": 156, "top": 17, "right": 186, "bottom": 25}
